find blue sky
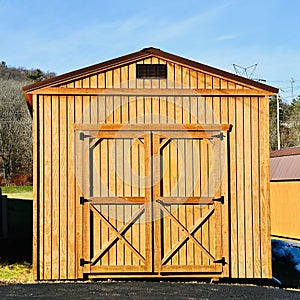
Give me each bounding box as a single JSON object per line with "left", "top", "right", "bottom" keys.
{"left": 1, "top": 0, "right": 299, "bottom": 101}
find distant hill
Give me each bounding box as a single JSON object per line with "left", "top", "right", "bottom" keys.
{"left": 0, "top": 61, "right": 56, "bottom": 184}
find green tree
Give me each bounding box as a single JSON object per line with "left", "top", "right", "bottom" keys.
{"left": 269, "top": 96, "right": 290, "bottom": 151}
{"left": 26, "top": 68, "right": 44, "bottom": 82}
{"left": 269, "top": 96, "right": 278, "bottom": 151}
{"left": 284, "top": 96, "right": 300, "bottom": 147}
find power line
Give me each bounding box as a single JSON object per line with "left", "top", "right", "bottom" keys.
{"left": 291, "top": 77, "right": 295, "bottom": 100}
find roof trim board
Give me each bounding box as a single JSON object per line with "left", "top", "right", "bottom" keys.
{"left": 23, "top": 47, "right": 279, "bottom": 95}
{"left": 270, "top": 146, "right": 300, "bottom": 158}
{"left": 23, "top": 50, "right": 150, "bottom": 93}
{"left": 27, "top": 87, "right": 275, "bottom": 97}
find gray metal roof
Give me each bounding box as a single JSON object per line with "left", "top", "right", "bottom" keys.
{"left": 270, "top": 147, "right": 300, "bottom": 180}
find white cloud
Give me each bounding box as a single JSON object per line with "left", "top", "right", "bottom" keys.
{"left": 216, "top": 34, "right": 237, "bottom": 41}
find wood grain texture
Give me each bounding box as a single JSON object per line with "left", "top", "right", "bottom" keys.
{"left": 270, "top": 181, "right": 300, "bottom": 240}
{"left": 244, "top": 97, "right": 253, "bottom": 278}
{"left": 251, "top": 97, "right": 261, "bottom": 278}
{"left": 31, "top": 56, "right": 274, "bottom": 280}
{"left": 59, "top": 96, "right": 67, "bottom": 279}
{"left": 38, "top": 95, "right": 44, "bottom": 280}
{"left": 32, "top": 94, "right": 38, "bottom": 280}
{"left": 67, "top": 96, "right": 76, "bottom": 279}
{"left": 29, "top": 87, "right": 273, "bottom": 96}
{"left": 51, "top": 95, "right": 60, "bottom": 279}
{"left": 75, "top": 94, "right": 83, "bottom": 279}
{"left": 259, "top": 96, "right": 272, "bottom": 278}
{"left": 228, "top": 96, "right": 238, "bottom": 278}
{"left": 43, "top": 95, "right": 52, "bottom": 279}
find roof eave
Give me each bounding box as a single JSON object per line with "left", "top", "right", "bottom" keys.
{"left": 147, "top": 48, "right": 279, "bottom": 94}
{"left": 22, "top": 49, "right": 152, "bottom": 93}
{"left": 23, "top": 47, "right": 279, "bottom": 95}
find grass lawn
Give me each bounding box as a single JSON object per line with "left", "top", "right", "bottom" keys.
{"left": 0, "top": 186, "right": 33, "bottom": 283}
{"left": 1, "top": 186, "right": 33, "bottom": 200}
{"left": 0, "top": 260, "right": 33, "bottom": 284}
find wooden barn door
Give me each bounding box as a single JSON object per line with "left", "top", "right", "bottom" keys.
{"left": 78, "top": 127, "right": 228, "bottom": 276}
{"left": 79, "top": 132, "right": 153, "bottom": 274}
{"left": 152, "top": 132, "right": 227, "bottom": 274}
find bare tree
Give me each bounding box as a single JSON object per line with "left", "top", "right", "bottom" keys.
{"left": 0, "top": 79, "right": 32, "bottom": 182}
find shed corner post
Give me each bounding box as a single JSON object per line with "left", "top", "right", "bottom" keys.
{"left": 260, "top": 95, "right": 272, "bottom": 278}
{"left": 32, "top": 93, "right": 40, "bottom": 280}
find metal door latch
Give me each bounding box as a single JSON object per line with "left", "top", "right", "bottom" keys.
{"left": 213, "top": 257, "right": 226, "bottom": 266}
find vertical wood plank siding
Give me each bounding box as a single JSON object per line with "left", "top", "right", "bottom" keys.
{"left": 35, "top": 59, "right": 271, "bottom": 279}
{"left": 32, "top": 94, "right": 38, "bottom": 280}
{"left": 270, "top": 181, "right": 300, "bottom": 240}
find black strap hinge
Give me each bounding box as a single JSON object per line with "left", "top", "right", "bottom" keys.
{"left": 80, "top": 258, "right": 91, "bottom": 267}
{"left": 219, "top": 132, "right": 224, "bottom": 140}
{"left": 79, "top": 131, "right": 92, "bottom": 140}
{"left": 80, "top": 196, "right": 88, "bottom": 205}
{"left": 212, "top": 132, "right": 224, "bottom": 140}
{"left": 213, "top": 196, "right": 224, "bottom": 204}
{"left": 79, "top": 132, "right": 85, "bottom": 141}
{"left": 214, "top": 257, "right": 226, "bottom": 266}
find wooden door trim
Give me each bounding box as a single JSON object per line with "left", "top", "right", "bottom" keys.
{"left": 152, "top": 133, "right": 161, "bottom": 273}
{"left": 75, "top": 123, "right": 231, "bottom": 132}
{"left": 81, "top": 132, "right": 153, "bottom": 273}
{"left": 153, "top": 133, "right": 228, "bottom": 274}
{"left": 86, "top": 197, "right": 146, "bottom": 204}
{"left": 79, "top": 130, "right": 229, "bottom": 275}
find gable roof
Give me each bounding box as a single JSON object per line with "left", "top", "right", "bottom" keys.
{"left": 23, "top": 47, "right": 279, "bottom": 94}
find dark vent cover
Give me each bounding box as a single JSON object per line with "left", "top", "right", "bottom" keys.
{"left": 136, "top": 64, "right": 167, "bottom": 79}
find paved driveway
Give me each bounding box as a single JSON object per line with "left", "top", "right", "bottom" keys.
{"left": 0, "top": 281, "right": 299, "bottom": 300}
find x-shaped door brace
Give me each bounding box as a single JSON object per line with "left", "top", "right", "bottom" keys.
{"left": 89, "top": 204, "right": 146, "bottom": 265}
{"left": 156, "top": 200, "right": 216, "bottom": 265}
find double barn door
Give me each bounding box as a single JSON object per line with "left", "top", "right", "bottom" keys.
{"left": 78, "top": 126, "right": 228, "bottom": 276}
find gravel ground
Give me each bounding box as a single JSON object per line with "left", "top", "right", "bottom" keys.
{"left": 0, "top": 281, "right": 299, "bottom": 300}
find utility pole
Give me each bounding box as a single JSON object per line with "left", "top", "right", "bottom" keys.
{"left": 290, "top": 77, "right": 295, "bottom": 100}
{"left": 276, "top": 94, "right": 280, "bottom": 150}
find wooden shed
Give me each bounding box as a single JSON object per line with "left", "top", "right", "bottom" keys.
{"left": 23, "top": 47, "right": 278, "bottom": 281}
{"left": 270, "top": 147, "right": 300, "bottom": 241}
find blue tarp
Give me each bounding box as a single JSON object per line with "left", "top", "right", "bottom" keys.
{"left": 272, "top": 239, "right": 300, "bottom": 287}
